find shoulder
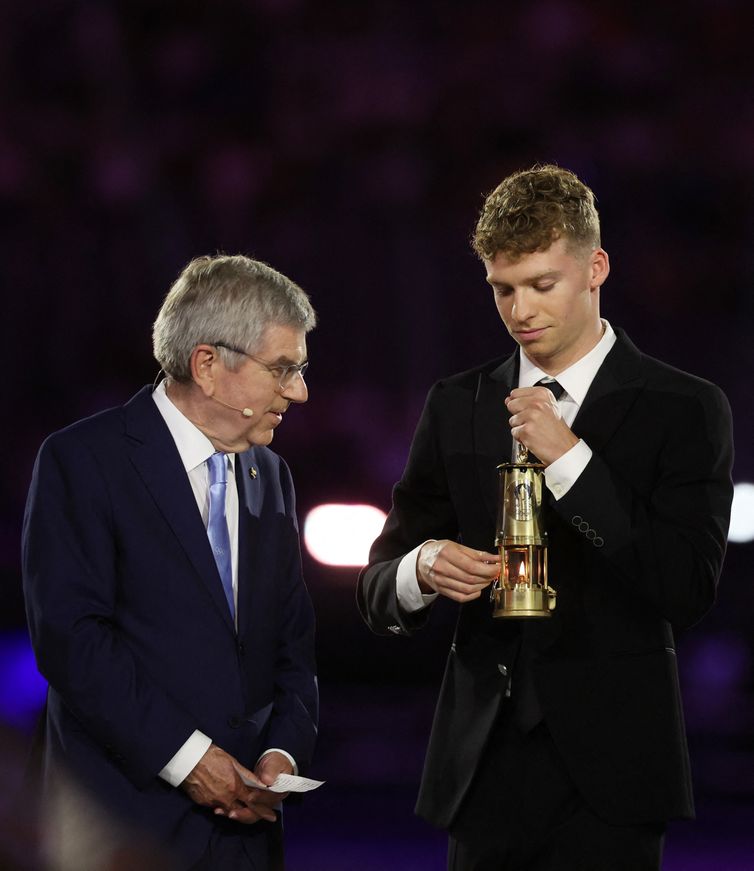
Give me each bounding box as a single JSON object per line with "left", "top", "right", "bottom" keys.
{"left": 614, "top": 330, "right": 728, "bottom": 404}
{"left": 425, "top": 354, "right": 512, "bottom": 403}
{"left": 38, "top": 401, "right": 128, "bottom": 459}
{"left": 27, "top": 400, "right": 135, "bottom": 513}
{"left": 436, "top": 355, "right": 511, "bottom": 388}
{"left": 33, "top": 388, "right": 159, "bottom": 482}
{"left": 636, "top": 350, "right": 729, "bottom": 413}
{"left": 612, "top": 333, "right": 732, "bottom": 433}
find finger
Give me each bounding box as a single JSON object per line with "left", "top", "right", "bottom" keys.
{"left": 506, "top": 387, "right": 534, "bottom": 401}
{"left": 509, "top": 405, "right": 547, "bottom": 425}
{"left": 227, "top": 807, "right": 265, "bottom": 824}
{"left": 434, "top": 556, "right": 499, "bottom": 584}
{"left": 431, "top": 572, "right": 492, "bottom": 597}
{"left": 233, "top": 801, "right": 278, "bottom": 823}
{"left": 252, "top": 789, "right": 289, "bottom": 807}
{"left": 432, "top": 582, "right": 484, "bottom": 603}
{"left": 451, "top": 550, "right": 501, "bottom": 575}
{"left": 429, "top": 567, "right": 491, "bottom": 594}
{"left": 507, "top": 395, "right": 557, "bottom": 418}
{"left": 437, "top": 575, "right": 497, "bottom": 593}
{"left": 454, "top": 544, "right": 501, "bottom": 563}
{"left": 434, "top": 543, "right": 498, "bottom": 568}
{"left": 508, "top": 386, "right": 554, "bottom": 401}
{"left": 429, "top": 546, "right": 499, "bottom": 577}
{"left": 232, "top": 760, "right": 265, "bottom": 789}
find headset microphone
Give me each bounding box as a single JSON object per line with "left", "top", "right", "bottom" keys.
{"left": 211, "top": 395, "right": 254, "bottom": 418}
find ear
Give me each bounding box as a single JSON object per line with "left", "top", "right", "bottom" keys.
{"left": 589, "top": 248, "right": 610, "bottom": 290}
{"left": 189, "top": 344, "right": 222, "bottom": 398}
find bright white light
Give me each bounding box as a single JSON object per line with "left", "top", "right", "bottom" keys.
{"left": 728, "top": 483, "right": 754, "bottom": 543}
{"left": 304, "top": 503, "right": 387, "bottom": 567}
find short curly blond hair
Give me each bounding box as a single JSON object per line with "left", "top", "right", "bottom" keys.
{"left": 472, "top": 164, "right": 600, "bottom": 261}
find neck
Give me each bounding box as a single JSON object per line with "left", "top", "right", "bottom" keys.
{"left": 164, "top": 380, "right": 239, "bottom": 452}
{"left": 164, "top": 379, "right": 199, "bottom": 419}
{"left": 524, "top": 318, "right": 605, "bottom": 376}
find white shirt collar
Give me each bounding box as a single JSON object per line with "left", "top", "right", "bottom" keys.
{"left": 517, "top": 320, "right": 617, "bottom": 407}
{"left": 152, "top": 380, "right": 235, "bottom": 474}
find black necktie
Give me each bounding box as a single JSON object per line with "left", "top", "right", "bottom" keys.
{"left": 536, "top": 378, "right": 565, "bottom": 400}
{"left": 512, "top": 379, "right": 567, "bottom": 731}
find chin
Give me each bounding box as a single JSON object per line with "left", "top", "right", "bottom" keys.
{"left": 249, "top": 429, "right": 275, "bottom": 447}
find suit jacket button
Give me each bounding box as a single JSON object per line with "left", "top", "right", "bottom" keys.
{"left": 237, "top": 641, "right": 245, "bottom": 656}
{"left": 228, "top": 716, "right": 242, "bottom": 728}
{"left": 498, "top": 664, "right": 508, "bottom": 676}
{"left": 571, "top": 515, "right": 582, "bottom": 526}
{"left": 594, "top": 537, "right": 604, "bottom": 548}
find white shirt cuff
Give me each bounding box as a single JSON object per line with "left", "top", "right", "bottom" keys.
{"left": 396, "top": 541, "right": 439, "bottom": 613}
{"left": 158, "top": 730, "right": 213, "bottom": 787}
{"left": 257, "top": 748, "right": 298, "bottom": 776}
{"left": 544, "top": 439, "right": 592, "bottom": 500}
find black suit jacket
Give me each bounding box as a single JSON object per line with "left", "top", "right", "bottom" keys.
{"left": 23, "top": 387, "right": 318, "bottom": 865}
{"left": 358, "top": 330, "right": 733, "bottom": 829}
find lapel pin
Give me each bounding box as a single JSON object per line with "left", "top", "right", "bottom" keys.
{"left": 249, "top": 466, "right": 258, "bottom": 480}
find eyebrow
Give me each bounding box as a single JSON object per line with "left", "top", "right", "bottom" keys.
{"left": 486, "top": 270, "right": 562, "bottom": 288}
{"left": 268, "top": 354, "right": 308, "bottom": 366}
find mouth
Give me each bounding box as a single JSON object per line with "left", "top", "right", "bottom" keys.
{"left": 514, "top": 327, "right": 548, "bottom": 342}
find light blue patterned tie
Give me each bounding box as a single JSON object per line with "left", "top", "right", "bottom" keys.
{"left": 207, "top": 452, "right": 235, "bottom": 620}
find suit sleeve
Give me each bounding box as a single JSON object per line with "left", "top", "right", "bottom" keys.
{"left": 262, "top": 459, "right": 318, "bottom": 773}
{"left": 555, "top": 381, "right": 734, "bottom": 629}
{"left": 358, "top": 384, "right": 460, "bottom": 636}
{"left": 22, "top": 432, "right": 198, "bottom": 789}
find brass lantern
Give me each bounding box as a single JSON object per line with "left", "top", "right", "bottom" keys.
{"left": 490, "top": 444, "right": 556, "bottom": 618}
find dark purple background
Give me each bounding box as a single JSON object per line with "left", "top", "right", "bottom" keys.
{"left": 1, "top": 1, "right": 753, "bottom": 867}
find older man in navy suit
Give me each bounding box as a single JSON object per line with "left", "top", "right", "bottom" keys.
{"left": 359, "top": 165, "right": 734, "bottom": 870}
{"left": 23, "top": 255, "right": 318, "bottom": 869}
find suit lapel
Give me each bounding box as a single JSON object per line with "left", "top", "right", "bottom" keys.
{"left": 123, "top": 387, "right": 236, "bottom": 634}
{"left": 235, "top": 452, "right": 262, "bottom": 638}
{"left": 571, "top": 329, "right": 645, "bottom": 452}
{"left": 473, "top": 354, "right": 518, "bottom": 526}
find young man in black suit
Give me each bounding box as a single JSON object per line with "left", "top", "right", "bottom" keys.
{"left": 358, "top": 165, "right": 734, "bottom": 870}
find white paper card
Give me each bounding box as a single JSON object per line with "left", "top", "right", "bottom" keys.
{"left": 238, "top": 771, "right": 325, "bottom": 793}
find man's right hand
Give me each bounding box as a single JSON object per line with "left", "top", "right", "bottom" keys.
{"left": 181, "top": 744, "right": 277, "bottom": 824}
{"left": 416, "top": 540, "right": 500, "bottom": 602}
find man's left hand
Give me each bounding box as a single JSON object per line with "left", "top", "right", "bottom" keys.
{"left": 505, "top": 386, "right": 579, "bottom": 465}
{"left": 232, "top": 751, "right": 292, "bottom": 817}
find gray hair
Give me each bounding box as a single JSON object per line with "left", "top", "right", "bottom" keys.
{"left": 152, "top": 254, "right": 316, "bottom": 383}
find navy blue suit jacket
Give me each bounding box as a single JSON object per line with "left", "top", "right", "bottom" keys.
{"left": 23, "top": 386, "right": 318, "bottom": 863}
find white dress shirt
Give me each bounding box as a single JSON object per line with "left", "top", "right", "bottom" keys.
{"left": 151, "top": 380, "right": 295, "bottom": 786}
{"left": 396, "top": 321, "right": 617, "bottom": 613}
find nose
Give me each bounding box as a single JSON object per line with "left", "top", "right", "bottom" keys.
{"left": 282, "top": 371, "right": 308, "bottom": 404}
{"left": 511, "top": 288, "right": 537, "bottom": 323}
